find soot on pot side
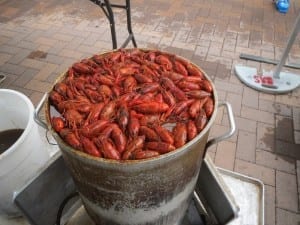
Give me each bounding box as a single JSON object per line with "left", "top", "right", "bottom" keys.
{"left": 48, "top": 49, "right": 214, "bottom": 161}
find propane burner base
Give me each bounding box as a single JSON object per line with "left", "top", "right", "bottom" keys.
{"left": 6, "top": 154, "right": 263, "bottom": 225}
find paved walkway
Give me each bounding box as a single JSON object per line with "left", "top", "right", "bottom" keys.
{"left": 0, "top": 0, "right": 300, "bottom": 224}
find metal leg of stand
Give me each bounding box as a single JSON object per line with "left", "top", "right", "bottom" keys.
{"left": 121, "top": 0, "right": 137, "bottom": 48}
{"left": 91, "top": 0, "right": 137, "bottom": 49}
{"left": 101, "top": 0, "right": 118, "bottom": 49}
{"left": 239, "top": 53, "right": 300, "bottom": 69}
{"left": 126, "top": 0, "right": 137, "bottom": 47}
{"left": 234, "top": 12, "right": 300, "bottom": 94}
{"left": 239, "top": 13, "right": 300, "bottom": 71}
{"left": 103, "top": 0, "right": 118, "bottom": 49}
{"left": 273, "top": 12, "right": 300, "bottom": 78}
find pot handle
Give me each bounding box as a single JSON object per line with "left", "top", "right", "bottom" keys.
{"left": 205, "top": 101, "right": 236, "bottom": 149}
{"left": 34, "top": 92, "right": 49, "bottom": 130}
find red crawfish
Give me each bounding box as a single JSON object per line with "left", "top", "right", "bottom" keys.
{"left": 154, "top": 93, "right": 163, "bottom": 103}
{"left": 173, "top": 122, "right": 187, "bottom": 148}
{"left": 172, "top": 99, "right": 194, "bottom": 116}
{"left": 139, "top": 126, "right": 160, "bottom": 141}
{"left": 136, "top": 82, "right": 160, "bottom": 94}
{"left": 111, "top": 124, "right": 127, "bottom": 153}
{"left": 160, "top": 77, "right": 187, "bottom": 101}
{"left": 81, "top": 136, "right": 101, "bottom": 157}
{"left": 67, "top": 67, "right": 75, "bottom": 78}
{"left": 94, "top": 73, "right": 115, "bottom": 86}
{"left": 201, "top": 79, "right": 213, "bottom": 93}
{"left": 162, "top": 71, "right": 184, "bottom": 82}
{"left": 122, "top": 136, "right": 145, "bottom": 160}
{"left": 51, "top": 117, "right": 65, "bottom": 133}
{"left": 81, "top": 58, "right": 98, "bottom": 69}
{"left": 203, "top": 97, "right": 214, "bottom": 118}
{"left": 186, "top": 90, "right": 211, "bottom": 99}
{"left": 183, "top": 76, "right": 203, "bottom": 83}
{"left": 195, "top": 109, "right": 207, "bottom": 132}
{"left": 173, "top": 60, "right": 188, "bottom": 76}
{"left": 186, "top": 64, "right": 204, "bottom": 78}
{"left": 80, "top": 119, "right": 109, "bottom": 137}
{"left": 131, "top": 55, "right": 143, "bottom": 65}
{"left": 161, "top": 89, "right": 176, "bottom": 107}
{"left": 57, "top": 100, "right": 91, "bottom": 115}
{"left": 49, "top": 91, "right": 64, "bottom": 108}
{"left": 111, "top": 86, "right": 121, "bottom": 98}
{"left": 177, "top": 110, "right": 190, "bottom": 122}
{"left": 176, "top": 80, "right": 200, "bottom": 91}
{"left": 126, "top": 93, "right": 144, "bottom": 107}
{"left": 123, "top": 76, "right": 137, "bottom": 93}
{"left": 92, "top": 55, "right": 104, "bottom": 66}
{"left": 72, "top": 62, "right": 94, "bottom": 74}
{"left": 94, "top": 136, "right": 121, "bottom": 160}
{"left": 139, "top": 114, "right": 161, "bottom": 126}
{"left": 100, "top": 101, "right": 117, "bottom": 120}
{"left": 85, "top": 103, "right": 104, "bottom": 125}
{"left": 155, "top": 55, "right": 173, "bottom": 71}
{"left": 119, "top": 66, "right": 138, "bottom": 76}
{"left": 154, "top": 125, "right": 174, "bottom": 144}
{"left": 145, "top": 50, "right": 156, "bottom": 62}
{"left": 117, "top": 103, "right": 129, "bottom": 131}
{"left": 108, "top": 51, "right": 122, "bottom": 62}
{"left": 60, "top": 130, "right": 81, "bottom": 150}
{"left": 98, "top": 85, "right": 113, "bottom": 102}
{"left": 132, "top": 102, "right": 169, "bottom": 114}
{"left": 128, "top": 110, "right": 140, "bottom": 137}
{"left": 100, "top": 125, "right": 114, "bottom": 138}
{"left": 54, "top": 82, "right": 68, "bottom": 98}
{"left": 66, "top": 78, "right": 84, "bottom": 96}
{"left": 134, "top": 73, "right": 153, "bottom": 83}
{"left": 189, "top": 99, "right": 201, "bottom": 119}
{"left": 133, "top": 150, "right": 160, "bottom": 160}
{"left": 63, "top": 109, "right": 84, "bottom": 128}
{"left": 187, "top": 120, "right": 198, "bottom": 141}
{"left": 145, "top": 142, "right": 176, "bottom": 154}
{"left": 141, "top": 64, "right": 160, "bottom": 79}
{"left": 84, "top": 89, "right": 102, "bottom": 103}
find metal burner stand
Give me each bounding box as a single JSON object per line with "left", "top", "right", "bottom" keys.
{"left": 8, "top": 151, "right": 264, "bottom": 225}
{"left": 90, "top": 0, "right": 137, "bottom": 49}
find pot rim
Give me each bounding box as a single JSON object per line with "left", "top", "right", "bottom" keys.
{"left": 45, "top": 48, "right": 219, "bottom": 166}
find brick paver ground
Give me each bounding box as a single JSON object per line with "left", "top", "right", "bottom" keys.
{"left": 0, "top": 0, "right": 300, "bottom": 224}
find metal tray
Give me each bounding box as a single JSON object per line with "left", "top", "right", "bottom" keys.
{"left": 195, "top": 156, "right": 264, "bottom": 225}
{"left": 217, "top": 168, "right": 264, "bottom": 225}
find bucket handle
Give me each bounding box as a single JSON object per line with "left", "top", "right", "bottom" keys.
{"left": 34, "top": 93, "right": 59, "bottom": 145}
{"left": 34, "top": 93, "right": 49, "bottom": 130}
{"left": 205, "top": 101, "right": 236, "bottom": 150}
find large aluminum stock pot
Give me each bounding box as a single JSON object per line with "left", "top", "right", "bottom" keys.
{"left": 35, "top": 49, "right": 235, "bottom": 225}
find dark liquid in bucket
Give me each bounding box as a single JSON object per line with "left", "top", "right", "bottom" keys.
{"left": 0, "top": 129, "right": 24, "bottom": 154}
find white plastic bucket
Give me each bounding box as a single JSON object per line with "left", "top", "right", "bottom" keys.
{"left": 0, "top": 89, "right": 50, "bottom": 217}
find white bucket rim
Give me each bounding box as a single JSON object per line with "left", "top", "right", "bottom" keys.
{"left": 0, "top": 89, "right": 35, "bottom": 160}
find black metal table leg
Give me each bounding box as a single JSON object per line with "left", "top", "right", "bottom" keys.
{"left": 90, "top": 0, "right": 137, "bottom": 49}
{"left": 103, "top": 0, "right": 118, "bottom": 49}
{"left": 122, "top": 0, "right": 137, "bottom": 48}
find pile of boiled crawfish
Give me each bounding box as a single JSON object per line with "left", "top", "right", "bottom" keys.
{"left": 49, "top": 49, "right": 214, "bottom": 160}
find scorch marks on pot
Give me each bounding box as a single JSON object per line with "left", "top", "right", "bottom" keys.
{"left": 80, "top": 176, "right": 198, "bottom": 225}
